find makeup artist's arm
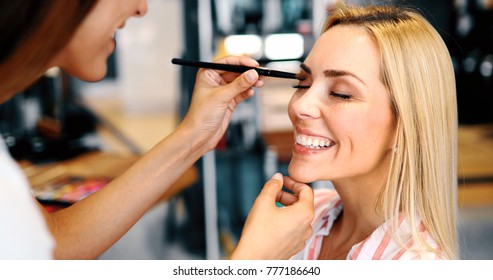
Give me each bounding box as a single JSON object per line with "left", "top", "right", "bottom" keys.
{"left": 231, "top": 174, "right": 314, "bottom": 259}
{"left": 38, "top": 56, "right": 263, "bottom": 259}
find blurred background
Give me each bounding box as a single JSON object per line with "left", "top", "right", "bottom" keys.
{"left": 1, "top": 0, "right": 492, "bottom": 260}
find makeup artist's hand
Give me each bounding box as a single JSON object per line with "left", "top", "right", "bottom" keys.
{"left": 231, "top": 173, "right": 314, "bottom": 260}
{"left": 178, "top": 56, "right": 264, "bottom": 154}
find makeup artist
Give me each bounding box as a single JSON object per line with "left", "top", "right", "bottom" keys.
{"left": 0, "top": 1, "right": 314, "bottom": 259}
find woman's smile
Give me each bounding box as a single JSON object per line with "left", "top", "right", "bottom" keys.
{"left": 293, "top": 128, "right": 336, "bottom": 155}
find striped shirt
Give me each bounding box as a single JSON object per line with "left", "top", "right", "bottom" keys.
{"left": 290, "top": 188, "right": 441, "bottom": 260}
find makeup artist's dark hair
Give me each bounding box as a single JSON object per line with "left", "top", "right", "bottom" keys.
{"left": 0, "top": 0, "right": 99, "bottom": 94}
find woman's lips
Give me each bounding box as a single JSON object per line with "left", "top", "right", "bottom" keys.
{"left": 295, "top": 134, "right": 334, "bottom": 149}
{"left": 293, "top": 130, "right": 336, "bottom": 155}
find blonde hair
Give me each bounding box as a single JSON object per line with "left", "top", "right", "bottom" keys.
{"left": 323, "top": 6, "right": 458, "bottom": 259}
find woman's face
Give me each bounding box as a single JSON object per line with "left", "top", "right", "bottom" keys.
{"left": 288, "top": 25, "right": 396, "bottom": 184}
{"left": 52, "top": 0, "right": 148, "bottom": 81}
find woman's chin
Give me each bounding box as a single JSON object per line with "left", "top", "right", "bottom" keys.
{"left": 62, "top": 65, "right": 107, "bottom": 82}
{"left": 80, "top": 70, "right": 107, "bottom": 82}
{"left": 287, "top": 165, "right": 316, "bottom": 184}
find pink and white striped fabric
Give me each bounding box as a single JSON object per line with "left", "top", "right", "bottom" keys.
{"left": 290, "top": 188, "right": 442, "bottom": 260}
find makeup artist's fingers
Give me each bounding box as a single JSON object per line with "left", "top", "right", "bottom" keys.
{"left": 220, "top": 69, "right": 259, "bottom": 101}
{"left": 255, "top": 173, "right": 284, "bottom": 206}
{"left": 214, "top": 55, "right": 259, "bottom": 68}
{"left": 232, "top": 172, "right": 314, "bottom": 259}
{"left": 253, "top": 77, "right": 264, "bottom": 88}
{"left": 282, "top": 176, "right": 305, "bottom": 194}
{"left": 231, "top": 77, "right": 264, "bottom": 105}
{"left": 232, "top": 90, "right": 254, "bottom": 107}
{"left": 276, "top": 191, "right": 299, "bottom": 206}
{"left": 214, "top": 56, "right": 261, "bottom": 83}
{"left": 296, "top": 184, "right": 314, "bottom": 210}
{"left": 282, "top": 176, "right": 314, "bottom": 209}
{"left": 257, "top": 174, "right": 313, "bottom": 207}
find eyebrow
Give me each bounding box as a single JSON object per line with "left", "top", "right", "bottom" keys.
{"left": 300, "top": 63, "right": 366, "bottom": 86}
{"left": 300, "top": 63, "right": 311, "bottom": 74}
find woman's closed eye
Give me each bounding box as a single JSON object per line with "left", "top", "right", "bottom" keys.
{"left": 292, "top": 84, "right": 310, "bottom": 90}
{"left": 330, "top": 91, "right": 352, "bottom": 100}
{"left": 293, "top": 84, "right": 352, "bottom": 100}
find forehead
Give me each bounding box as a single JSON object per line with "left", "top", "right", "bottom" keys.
{"left": 304, "top": 25, "right": 381, "bottom": 82}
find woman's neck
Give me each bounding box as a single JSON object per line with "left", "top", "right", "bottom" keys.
{"left": 318, "top": 179, "right": 385, "bottom": 260}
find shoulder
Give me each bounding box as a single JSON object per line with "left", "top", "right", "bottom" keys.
{"left": 350, "top": 217, "right": 442, "bottom": 260}
{"left": 0, "top": 138, "right": 55, "bottom": 259}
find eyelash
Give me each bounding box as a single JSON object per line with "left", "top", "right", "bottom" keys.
{"left": 292, "top": 85, "right": 309, "bottom": 90}
{"left": 292, "top": 85, "right": 352, "bottom": 100}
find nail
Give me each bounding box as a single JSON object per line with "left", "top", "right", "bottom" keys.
{"left": 272, "top": 173, "right": 282, "bottom": 181}
{"left": 245, "top": 70, "right": 256, "bottom": 83}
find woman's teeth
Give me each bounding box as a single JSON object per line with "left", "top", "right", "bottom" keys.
{"left": 296, "top": 135, "right": 333, "bottom": 149}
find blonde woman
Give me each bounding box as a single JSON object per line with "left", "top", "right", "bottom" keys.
{"left": 287, "top": 5, "right": 458, "bottom": 259}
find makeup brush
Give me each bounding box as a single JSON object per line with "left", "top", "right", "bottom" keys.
{"left": 171, "top": 58, "right": 305, "bottom": 80}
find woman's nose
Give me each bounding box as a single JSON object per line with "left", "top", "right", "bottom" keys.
{"left": 135, "top": 0, "right": 148, "bottom": 17}
{"left": 291, "top": 90, "right": 321, "bottom": 119}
